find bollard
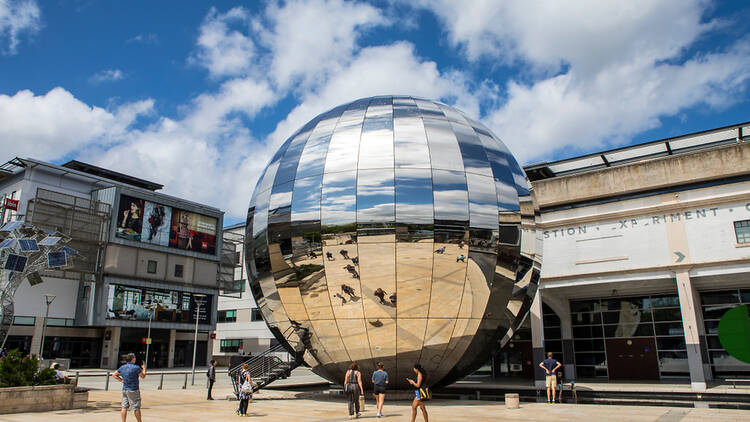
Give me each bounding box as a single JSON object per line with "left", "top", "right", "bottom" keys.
{"left": 183, "top": 373, "right": 188, "bottom": 389}
{"left": 505, "top": 393, "right": 520, "bottom": 409}
{"left": 476, "top": 390, "right": 481, "bottom": 400}
{"left": 158, "top": 373, "right": 164, "bottom": 390}
{"left": 359, "top": 395, "right": 365, "bottom": 412}
{"left": 74, "top": 371, "right": 79, "bottom": 387}
{"left": 105, "top": 371, "right": 110, "bottom": 391}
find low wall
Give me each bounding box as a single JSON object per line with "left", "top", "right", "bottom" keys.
{"left": 0, "top": 384, "right": 88, "bottom": 414}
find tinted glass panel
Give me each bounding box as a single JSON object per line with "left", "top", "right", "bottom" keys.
{"left": 432, "top": 170, "right": 468, "bottom": 221}
{"left": 393, "top": 102, "right": 430, "bottom": 168}
{"left": 423, "top": 118, "right": 464, "bottom": 172}
{"left": 395, "top": 168, "right": 434, "bottom": 225}
{"left": 324, "top": 100, "right": 368, "bottom": 173}
{"left": 291, "top": 175, "right": 323, "bottom": 222}
{"left": 466, "top": 173, "right": 498, "bottom": 230}
{"left": 358, "top": 97, "right": 394, "bottom": 170}
{"left": 321, "top": 171, "right": 357, "bottom": 233}
{"left": 295, "top": 110, "right": 341, "bottom": 179}
{"left": 452, "top": 123, "right": 492, "bottom": 177}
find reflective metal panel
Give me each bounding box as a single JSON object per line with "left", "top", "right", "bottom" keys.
{"left": 245, "top": 96, "right": 542, "bottom": 390}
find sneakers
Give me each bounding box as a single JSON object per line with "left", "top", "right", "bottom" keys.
{"left": 547, "top": 400, "right": 551, "bottom": 404}
{"left": 376, "top": 412, "right": 383, "bottom": 418}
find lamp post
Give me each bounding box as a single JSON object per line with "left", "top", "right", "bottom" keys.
{"left": 190, "top": 294, "right": 207, "bottom": 385}
{"left": 39, "top": 294, "right": 56, "bottom": 359}
{"left": 143, "top": 303, "right": 158, "bottom": 370}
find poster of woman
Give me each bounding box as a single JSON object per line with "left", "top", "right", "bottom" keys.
{"left": 143, "top": 201, "right": 172, "bottom": 246}
{"left": 169, "top": 209, "right": 217, "bottom": 254}
{"left": 116, "top": 195, "right": 145, "bottom": 241}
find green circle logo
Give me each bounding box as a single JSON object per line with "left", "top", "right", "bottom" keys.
{"left": 718, "top": 304, "right": 750, "bottom": 364}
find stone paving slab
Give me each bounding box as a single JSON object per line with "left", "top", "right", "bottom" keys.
{"left": 0, "top": 388, "right": 747, "bottom": 422}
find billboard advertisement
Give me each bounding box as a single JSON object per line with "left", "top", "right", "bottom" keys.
{"left": 115, "top": 194, "right": 218, "bottom": 256}
{"left": 169, "top": 209, "right": 218, "bottom": 255}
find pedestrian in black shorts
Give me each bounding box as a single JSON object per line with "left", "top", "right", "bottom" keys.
{"left": 372, "top": 361, "right": 389, "bottom": 418}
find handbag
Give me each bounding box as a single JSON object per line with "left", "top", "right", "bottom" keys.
{"left": 240, "top": 380, "right": 253, "bottom": 394}
{"left": 418, "top": 386, "right": 431, "bottom": 401}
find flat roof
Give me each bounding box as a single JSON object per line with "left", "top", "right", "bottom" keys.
{"left": 62, "top": 160, "right": 163, "bottom": 191}
{"left": 524, "top": 121, "right": 750, "bottom": 181}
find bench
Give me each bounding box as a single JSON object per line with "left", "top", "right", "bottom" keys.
{"left": 724, "top": 378, "right": 750, "bottom": 388}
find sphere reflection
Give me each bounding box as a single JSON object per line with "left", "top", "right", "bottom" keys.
{"left": 245, "top": 96, "right": 542, "bottom": 389}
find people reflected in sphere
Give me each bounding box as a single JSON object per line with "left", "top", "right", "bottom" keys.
{"left": 351, "top": 256, "right": 359, "bottom": 265}
{"left": 374, "top": 288, "right": 387, "bottom": 305}
{"left": 326, "top": 252, "right": 335, "bottom": 261}
{"left": 339, "top": 249, "right": 350, "bottom": 260}
{"left": 344, "top": 264, "right": 359, "bottom": 279}
{"left": 341, "top": 284, "right": 356, "bottom": 298}
{"left": 389, "top": 293, "right": 397, "bottom": 307}
{"left": 456, "top": 254, "right": 466, "bottom": 263}
{"left": 434, "top": 246, "right": 445, "bottom": 254}
{"left": 334, "top": 293, "right": 347, "bottom": 305}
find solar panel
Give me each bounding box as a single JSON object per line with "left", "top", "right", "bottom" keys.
{"left": 18, "top": 238, "right": 39, "bottom": 251}
{"left": 27, "top": 272, "right": 44, "bottom": 286}
{"left": 4, "top": 254, "right": 28, "bottom": 272}
{"left": 47, "top": 251, "right": 67, "bottom": 268}
{"left": 0, "top": 239, "right": 15, "bottom": 249}
{"left": 0, "top": 221, "right": 23, "bottom": 232}
{"left": 63, "top": 246, "right": 78, "bottom": 256}
{"left": 38, "top": 236, "right": 61, "bottom": 246}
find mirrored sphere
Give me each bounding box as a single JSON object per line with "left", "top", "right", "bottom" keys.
{"left": 245, "top": 96, "right": 542, "bottom": 389}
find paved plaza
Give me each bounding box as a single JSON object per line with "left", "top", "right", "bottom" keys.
{"left": 0, "top": 386, "right": 748, "bottom": 422}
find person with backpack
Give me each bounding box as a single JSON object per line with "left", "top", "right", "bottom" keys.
{"left": 344, "top": 362, "right": 364, "bottom": 419}
{"left": 407, "top": 364, "right": 429, "bottom": 422}
{"left": 206, "top": 359, "right": 216, "bottom": 400}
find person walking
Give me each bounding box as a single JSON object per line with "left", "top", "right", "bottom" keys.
{"left": 407, "top": 364, "right": 429, "bottom": 422}
{"left": 112, "top": 353, "right": 147, "bottom": 422}
{"left": 206, "top": 359, "right": 216, "bottom": 400}
{"left": 539, "top": 352, "right": 562, "bottom": 404}
{"left": 344, "top": 362, "right": 364, "bottom": 419}
{"left": 236, "top": 363, "right": 253, "bottom": 415}
{"left": 372, "top": 362, "right": 389, "bottom": 417}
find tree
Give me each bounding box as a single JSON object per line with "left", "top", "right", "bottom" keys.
{"left": 0, "top": 350, "right": 56, "bottom": 388}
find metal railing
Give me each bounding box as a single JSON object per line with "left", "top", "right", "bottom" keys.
{"left": 72, "top": 369, "right": 229, "bottom": 391}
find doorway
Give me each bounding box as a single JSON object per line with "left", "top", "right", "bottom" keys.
{"left": 605, "top": 337, "right": 659, "bottom": 381}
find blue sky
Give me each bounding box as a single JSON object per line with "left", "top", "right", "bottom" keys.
{"left": 1, "top": 0, "right": 749, "bottom": 224}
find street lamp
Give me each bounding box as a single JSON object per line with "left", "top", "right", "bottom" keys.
{"left": 190, "top": 293, "right": 207, "bottom": 385}
{"left": 39, "top": 294, "right": 56, "bottom": 359}
{"left": 143, "top": 303, "right": 160, "bottom": 370}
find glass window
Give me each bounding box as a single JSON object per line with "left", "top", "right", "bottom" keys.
{"left": 46, "top": 318, "right": 74, "bottom": 327}
{"left": 658, "top": 351, "right": 689, "bottom": 374}
{"left": 575, "top": 353, "right": 606, "bottom": 366}
{"left": 217, "top": 310, "right": 237, "bottom": 323}
{"left": 295, "top": 108, "right": 343, "bottom": 179}
{"left": 574, "top": 338, "right": 605, "bottom": 352}
{"left": 657, "top": 336, "right": 686, "bottom": 351}
{"left": 572, "top": 312, "right": 601, "bottom": 326}
{"left": 571, "top": 300, "right": 600, "bottom": 313}
{"left": 174, "top": 264, "right": 184, "bottom": 278}
{"left": 701, "top": 290, "right": 740, "bottom": 305}
{"left": 291, "top": 175, "right": 323, "bottom": 223}
{"left": 273, "top": 130, "right": 311, "bottom": 187}
{"left": 702, "top": 304, "right": 734, "bottom": 320}
{"left": 356, "top": 169, "right": 395, "bottom": 226}
{"left": 147, "top": 260, "right": 157, "bottom": 274}
{"left": 321, "top": 171, "right": 357, "bottom": 234}
{"left": 573, "top": 325, "right": 603, "bottom": 338}
{"left": 734, "top": 220, "right": 750, "bottom": 243}
{"left": 652, "top": 307, "right": 683, "bottom": 322}
{"left": 452, "top": 123, "right": 493, "bottom": 177}
{"left": 220, "top": 339, "right": 242, "bottom": 353}
{"left": 395, "top": 168, "right": 433, "bottom": 225}
{"left": 251, "top": 308, "right": 263, "bottom": 321}
{"left": 742, "top": 289, "right": 750, "bottom": 303}
{"left": 646, "top": 294, "right": 680, "bottom": 308}
{"left": 12, "top": 316, "right": 35, "bottom": 325}
{"left": 544, "top": 327, "right": 562, "bottom": 339}
{"left": 654, "top": 322, "right": 685, "bottom": 336}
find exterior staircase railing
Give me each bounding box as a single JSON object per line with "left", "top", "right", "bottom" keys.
{"left": 228, "top": 326, "right": 303, "bottom": 397}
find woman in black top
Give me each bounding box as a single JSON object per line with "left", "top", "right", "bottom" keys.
{"left": 344, "top": 362, "right": 364, "bottom": 419}
{"left": 407, "top": 364, "right": 429, "bottom": 422}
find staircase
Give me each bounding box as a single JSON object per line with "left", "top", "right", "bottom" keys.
{"left": 228, "top": 329, "right": 303, "bottom": 397}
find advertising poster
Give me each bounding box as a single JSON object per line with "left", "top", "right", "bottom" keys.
{"left": 169, "top": 209, "right": 218, "bottom": 254}
{"left": 116, "top": 195, "right": 145, "bottom": 241}
{"left": 142, "top": 201, "right": 172, "bottom": 247}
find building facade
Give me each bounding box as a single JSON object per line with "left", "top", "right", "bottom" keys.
{"left": 522, "top": 122, "right": 750, "bottom": 389}
{"left": 212, "top": 223, "right": 276, "bottom": 365}
{"left": 1, "top": 158, "right": 232, "bottom": 369}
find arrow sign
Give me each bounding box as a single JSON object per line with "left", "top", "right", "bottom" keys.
{"left": 674, "top": 251, "right": 686, "bottom": 263}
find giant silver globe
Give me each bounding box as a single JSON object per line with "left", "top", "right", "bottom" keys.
{"left": 245, "top": 96, "right": 542, "bottom": 389}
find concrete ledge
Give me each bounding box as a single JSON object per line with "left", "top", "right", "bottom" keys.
{"left": 0, "top": 384, "right": 89, "bottom": 414}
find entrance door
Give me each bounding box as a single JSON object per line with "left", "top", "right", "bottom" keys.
{"left": 605, "top": 337, "right": 659, "bottom": 381}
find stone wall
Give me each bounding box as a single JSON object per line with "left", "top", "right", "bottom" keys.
{"left": 0, "top": 384, "right": 88, "bottom": 414}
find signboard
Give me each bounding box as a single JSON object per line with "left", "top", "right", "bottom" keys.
{"left": 141, "top": 337, "right": 152, "bottom": 345}
{"left": 115, "top": 194, "right": 217, "bottom": 255}
{"left": 3, "top": 198, "right": 18, "bottom": 211}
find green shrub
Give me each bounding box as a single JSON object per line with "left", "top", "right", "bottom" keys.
{"left": 0, "top": 350, "right": 57, "bottom": 387}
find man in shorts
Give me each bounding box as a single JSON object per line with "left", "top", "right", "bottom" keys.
{"left": 113, "top": 353, "right": 147, "bottom": 422}
{"left": 539, "top": 352, "right": 561, "bottom": 404}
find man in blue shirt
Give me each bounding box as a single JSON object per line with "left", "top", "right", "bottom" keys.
{"left": 113, "top": 353, "right": 147, "bottom": 422}
{"left": 538, "top": 352, "right": 562, "bottom": 404}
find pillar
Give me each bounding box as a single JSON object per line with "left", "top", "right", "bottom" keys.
{"left": 100, "top": 326, "right": 121, "bottom": 369}
{"left": 675, "top": 270, "right": 710, "bottom": 390}
{"left": 543, "top": 293, "right": 576, "bottom": 381}
{"left": 206, "top": 335, "right": 214, "bottom": 364}
{"left": 29, "top": 317, "right": 45, "bottom": 357}
{"left": 167, "top": 329, "right": 176, "bottom": 368}
{"left": 529, "top": 290, "right": 546, "bottom": 388}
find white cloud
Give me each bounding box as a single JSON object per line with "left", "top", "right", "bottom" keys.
{"left": 410, "top": 0, "right": 750, "bottom": 163}
{"left": 90, "top": 69, "right": 125, "bottom": 83}
{"left": 127, "top": 33, "right": 158, "bottom": 44}
{"left": 0, "top": 87, "right": 153, "bottom": 161}
{"left": 259, "top": 0, "right": 387, "bottom": 90}
{"left": 0, "top": 0, "right": 41, "bottom": 54}
{"left": 191, "top": 7, "right": 255, "bottom": 78}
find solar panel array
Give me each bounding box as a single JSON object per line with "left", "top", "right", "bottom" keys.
{"left": 18, "top": 239, "right": 39, "bottom": 252}
{"left": 47, "top": 251, "right": 67, "bottom": 268}
{"left": 4, "top": 254, "right": 28, "bottom": 272}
